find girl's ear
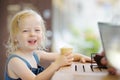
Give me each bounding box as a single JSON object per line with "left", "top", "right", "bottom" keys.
{"left": 13, "top": 36, "right": 18, "bottom": 42}
{"left": 14, "top": 39, "right": 18, "bottom": 42}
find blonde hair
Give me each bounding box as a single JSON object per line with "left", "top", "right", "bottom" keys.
{"left": 6, "top": 9, "right": 46, "bottom": 56}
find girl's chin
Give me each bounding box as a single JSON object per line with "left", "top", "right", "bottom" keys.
{"left": 27, "top": 48, "right": 37, "bottom": 51}
{"left": 27, "top": 46, "right": 38, "bottom": 50}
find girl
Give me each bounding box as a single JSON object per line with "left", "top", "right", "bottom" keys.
{"left": 5, "top": 9, "right": 91, "bottom": 80}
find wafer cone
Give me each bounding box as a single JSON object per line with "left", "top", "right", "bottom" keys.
{"left": 61, "top": 47, "right": 73, "bottom": 55}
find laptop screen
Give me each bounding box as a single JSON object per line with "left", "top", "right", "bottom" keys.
{"left": 98, "top": 22, "right": 120, "bottom": 70}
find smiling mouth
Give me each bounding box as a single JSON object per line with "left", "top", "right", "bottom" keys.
{"left": 28, "top": 40, "right": 37, "bottom": 45}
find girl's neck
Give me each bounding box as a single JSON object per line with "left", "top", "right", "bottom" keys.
{"left": 16, "top": 48, "right": 35, "bottom": 56}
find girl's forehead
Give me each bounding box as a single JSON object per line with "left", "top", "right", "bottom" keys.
{"left": 19, "top": 15, "right": 42, "bottom": 28}
{"left": 22, "top": 15, "right": 40, "bottom": 24}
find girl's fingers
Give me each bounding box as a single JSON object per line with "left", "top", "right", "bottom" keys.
{"left": 80, "top": 57, "right": 92, "bottom": 63}
{"left": 65, "top": 55, "right": 74, "bottom": 65}
{"left": 80, "top": 58, "right": 86, "bottom": 63}
{"left": 66, "top": 54, "right": 73, "bottom": 59}
{"left": 64, "top": 52, "right": 72, "bottom": 56}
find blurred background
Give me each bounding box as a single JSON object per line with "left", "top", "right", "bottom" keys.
{"left": 0, "top": 0, "right": 120, "bottom": 79}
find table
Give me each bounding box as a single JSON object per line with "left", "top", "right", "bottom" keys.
{"left": 51, "top": 62, "right": 120, "bottom": 80}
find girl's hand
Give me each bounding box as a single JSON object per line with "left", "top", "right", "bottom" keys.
{"left": 80, "top": 56, "right": 91, "bottom": 63}
{"left": 54, "top": 53, "right": 74, "bottom": 68}
{"left": 73, "top": 54, "right": 92, "bottom": 63}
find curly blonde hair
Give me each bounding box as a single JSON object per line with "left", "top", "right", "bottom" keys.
{"left": 6, "top": 9, "right": 46, "bottom": 56}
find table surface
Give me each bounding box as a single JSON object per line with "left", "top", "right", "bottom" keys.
{"left": 51, "top": 62, "right": 120, "bottom": 80}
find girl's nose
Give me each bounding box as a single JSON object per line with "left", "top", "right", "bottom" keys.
{"left": 30, "top": 30, "right": 36, "bottom": 36}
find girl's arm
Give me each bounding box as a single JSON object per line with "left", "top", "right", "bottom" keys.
{"left": 36, "top": 50, "right": 91, "bottom": 63}
{"left": 9, "top": 52, "right": 73, "bottom": 80}
{"left": 35, "top": 54, "right": 73, "bottom": 80}
{"left": 36, "top": 50, "right": 59, "bottom": 62}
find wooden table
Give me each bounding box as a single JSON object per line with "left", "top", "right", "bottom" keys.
{"left": 51, "top": 62, "right": 120, "bottom": 80}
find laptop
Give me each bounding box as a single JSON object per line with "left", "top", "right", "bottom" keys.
{"left": 98, "top": 22, "right": 120, "bottom": 70}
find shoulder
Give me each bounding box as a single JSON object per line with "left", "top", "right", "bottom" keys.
{"left": 7, "top": 54, "right": 32, "bottom": 72}
{"left": 8, "top": 56, "right": 28, "bottom": 70}
{"left": 7, "top": 56, "right": 29, "bottom": 78}
{"left": 7, "top": 55, "right": 36, "bottom": 79}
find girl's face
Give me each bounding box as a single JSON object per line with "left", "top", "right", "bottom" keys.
{"left": 16, "top": 15, "right": 43, "bottom": 51}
